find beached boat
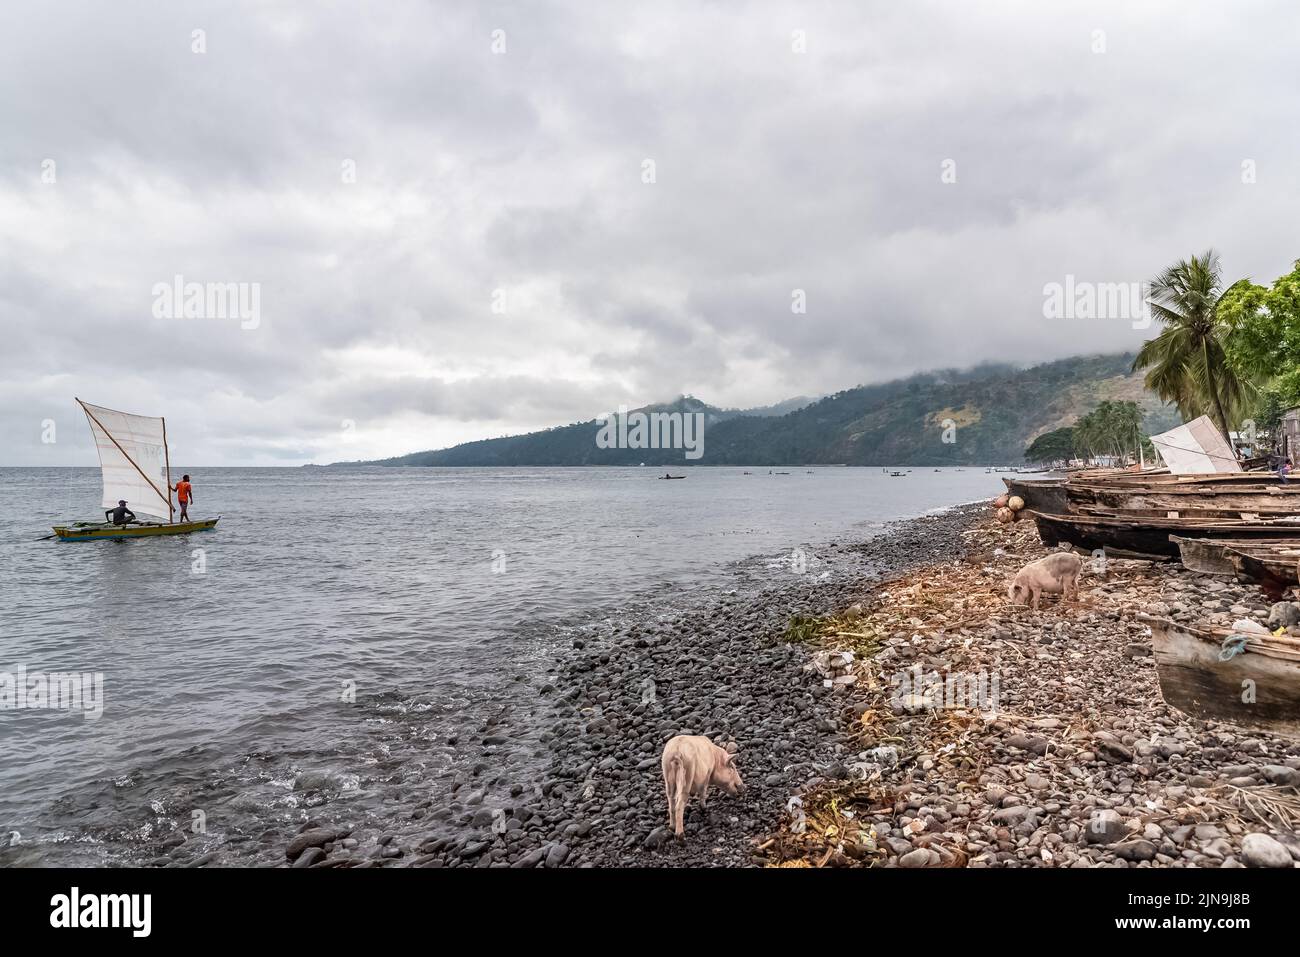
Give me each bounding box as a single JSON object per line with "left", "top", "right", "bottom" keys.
{"left": 1169, "top": 536, "right": 1300, "bottom": 578}
{"left": 1075, "top": 504, "right": 1300, "bottom": 521}
{"left": 1222, "top": 543, "right": 1300, "bottom": 587}
{"left": 52, "top": 398, "right": 219, "bottom": 542}
{"left": 1141, "top": 615, "right": 1300, "bottom": 739}
{"left": 1002, "top": 477, "right": 1069, "bottom": 514}
{"left": 1067, "top": 481, "right": 1300, "bottom": 513}
{"left": 1029, "top": 510, "right": 1300, "bottom": 560}
{"left": 1170, "top": 535, "right": 1235, "bottom": 575}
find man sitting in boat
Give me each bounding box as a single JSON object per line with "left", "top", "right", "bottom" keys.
{"left": 171, "top": 474, "right": 194, "bottom": 521}
{"left": 105, "top": 500, "right": 136, "bottom": 525}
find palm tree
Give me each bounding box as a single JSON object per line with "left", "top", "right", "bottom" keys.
{"left": 1133, "top": 250, "right": 1253, "bottom": 445}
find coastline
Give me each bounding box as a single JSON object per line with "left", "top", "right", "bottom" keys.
{"left": 19, "top": 496, "right": 1294, "bottom": 869}
{"left": 365, "top": 501, "right": 1300, "bottom": 870}
{"left": 379, "top": 502, "right": 996, "bottom": 868}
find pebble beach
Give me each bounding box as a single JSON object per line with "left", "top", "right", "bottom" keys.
{"left": 267, "top": 500, "right": 1300, "bottom": 869}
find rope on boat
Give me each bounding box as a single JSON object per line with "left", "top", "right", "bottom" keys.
{"left": 1219, "top": 634, "right": 1250, "bottom": 661}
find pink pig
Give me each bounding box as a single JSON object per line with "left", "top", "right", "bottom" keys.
{"left": 661, "top": 735, "right": 746, "bottom": 838}
{"left": 1008, "top": 551, "right": 1082, "bottom": 610}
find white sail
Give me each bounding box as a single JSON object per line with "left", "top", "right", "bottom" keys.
{"left": 78, "top": 400, "right": 173, "bottom": 520}
{"left": 1149, "top": 415, "right": 1241, "bottom": 475}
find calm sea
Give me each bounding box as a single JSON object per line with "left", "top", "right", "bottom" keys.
{"left": 0, "top": 465, "right": 1021, "bottom": 863}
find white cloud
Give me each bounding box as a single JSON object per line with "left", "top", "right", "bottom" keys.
{"left": 2, "top": 0, "right": 1297, "bottom": 463}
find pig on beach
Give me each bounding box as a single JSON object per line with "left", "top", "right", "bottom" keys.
{"left": 1007, "top": 551, "right": 1082, "bottom": 610}
{"left": 661, "top": 735, "right": 745, "bottom": 838}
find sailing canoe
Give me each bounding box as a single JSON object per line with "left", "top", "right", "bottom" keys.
{"left": 53, "top": 398, "right": 218, "bottom": 542}
{"left": 1141, "top": 615, "right": 1300, "bottom": 739}
{"left": 52, "top": 518, "right": 220, "bottom": 542}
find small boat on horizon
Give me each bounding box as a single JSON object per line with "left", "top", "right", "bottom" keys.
{"left": 51, "top": 399, "right": 220, "bottom": 542}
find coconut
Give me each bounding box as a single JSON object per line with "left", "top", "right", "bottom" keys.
{"left": 995, "top": 507, "right": 1014, "bottom": 524}
{"left": 1007, "top": 495, "right": 1025, "bottom": 511}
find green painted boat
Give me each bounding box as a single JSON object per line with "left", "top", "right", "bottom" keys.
{"left": 52, "top": 517, "right": 220, "bottom": 542}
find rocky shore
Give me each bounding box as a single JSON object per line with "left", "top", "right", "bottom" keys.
{"left": 276, "top": 504, "right": 984, "bottom": 868}
{"left": 278, "top": 502, "right": 1300, "bottom": 869}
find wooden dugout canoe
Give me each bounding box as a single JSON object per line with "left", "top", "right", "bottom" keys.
{"left": 1029, "top": 510, "right": 1300, "bottom": 560}
{"left": 1140, "top": 615, "right": 1300, "bottom": 739}
{"left": 1223, "top": 544, "right": 1300, "bottom": 588}
{"left": 1002, "top": 477, "right": 1069, "bottom": 514}
{"left": 1068, "top": 482, "right": 1300, "bottom": 514}
{"left": 52, "top": 517, "right": 220, "bottom": 541}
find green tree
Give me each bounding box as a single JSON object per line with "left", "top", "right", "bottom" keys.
{"left": 1072, "top": 400, "right": 1147, "bottom": 462}
{"left": 1218, "top": 259, "right": 1300, "bottom": 412}
{"left": 1024, "top": 427, "right": 1075, "bottom": 462}
{"left": 1133, "top": 250, "right": 1254, "bottom": 443}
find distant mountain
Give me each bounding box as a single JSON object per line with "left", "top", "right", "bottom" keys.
{"left": 347, "top": 353, "right": 1181, "bottom": 467}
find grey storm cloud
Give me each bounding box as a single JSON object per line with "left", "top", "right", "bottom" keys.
{"left": 2, "top": 0, "right": 1298, "bottom": 464}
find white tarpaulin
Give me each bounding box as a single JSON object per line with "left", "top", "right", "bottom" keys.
{"left": 79, "top": 400, "right": 173, "bottom": 519}
{"left": 1149, "top": 415, "right": 1241, "bottom": 474}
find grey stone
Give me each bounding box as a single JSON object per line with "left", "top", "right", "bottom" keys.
{"left": 1241, "top": 833, "right": 1293, "bottom": 869}
{"left": 545, "top": 843, "right": 570, "bottom": 868}
{"left": 898, "top": 848, "right": 938, "bottom": 868}
{"left": 1085, "top": 810, "right": 1126, "bottom": 845}
{"left": 1114, "top": 840, "right": 1157, "bottom": 862}
{"left": 285, "top": 828, "right": 337, "bottom": 860}
{"left": 293, "top": 847, "right": 327, "bottom": 868}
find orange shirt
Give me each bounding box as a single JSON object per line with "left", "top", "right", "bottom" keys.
{"left": 176, "top": 480, "right": 192, "bottom": 503}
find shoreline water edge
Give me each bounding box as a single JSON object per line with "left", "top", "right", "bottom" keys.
{"left": 9, "top": 499, "right": 1300, "bottom": 869}
{"left": 388, "top": 499, "right": 1300, "bottom": 870}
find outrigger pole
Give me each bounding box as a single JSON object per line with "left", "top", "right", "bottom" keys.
{"left": 75, "top": 397, "right": 172, "bottom": 515}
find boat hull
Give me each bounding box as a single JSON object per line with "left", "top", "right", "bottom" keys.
{"left": 1169, "top": 536, "right": 1238, "bottom": 575}
{"left": 1170, "top": 536, "right": 1300, "bottom": 577}
{"left": 1143, "top": 615, "right": 1300, "bottom": 739}
{"left": 1224, "top": 545, "right": 1300, "bottom": 587}
{"left": 1029, "top": 511, "right": 1300, "bottom": 560}
{"left": 1069, "top": 483, "right": 1300, "bottom": 513}
{"left": 1002, "top": 478, "right": 1068, "bottom": 514}
{"left": 53, "top": 518, "right": 220, "bottom": 541}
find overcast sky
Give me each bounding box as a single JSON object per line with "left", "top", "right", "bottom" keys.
{"left": 3, "top": 1, "right": 1297, "bottom": 465}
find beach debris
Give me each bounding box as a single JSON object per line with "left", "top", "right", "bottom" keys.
{"left": 805, "top": 649, "right": 856, "bottom": 686}
{"left": 1266, "top": 601, "right": 1300, "bottom": 629}
{"left": 759, "top": 506, "right": 1300, "bottom": 870}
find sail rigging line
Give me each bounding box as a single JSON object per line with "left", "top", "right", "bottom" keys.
{"left": 75, "top": 398, "right": 172, "bottom": 514}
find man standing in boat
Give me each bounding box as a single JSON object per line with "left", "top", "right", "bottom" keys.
{"left": 105, "top": 500, "right": 136, "bottom": 525}
{"left": 171, "top": 474, "right": 194, "bottom": 521}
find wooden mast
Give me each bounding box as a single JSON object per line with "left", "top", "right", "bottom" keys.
{"left": 162, "top": 416, "right": 174, "bottom": 524}
{"left": 76, "top": 398, "right": 171, "bottom": 516}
